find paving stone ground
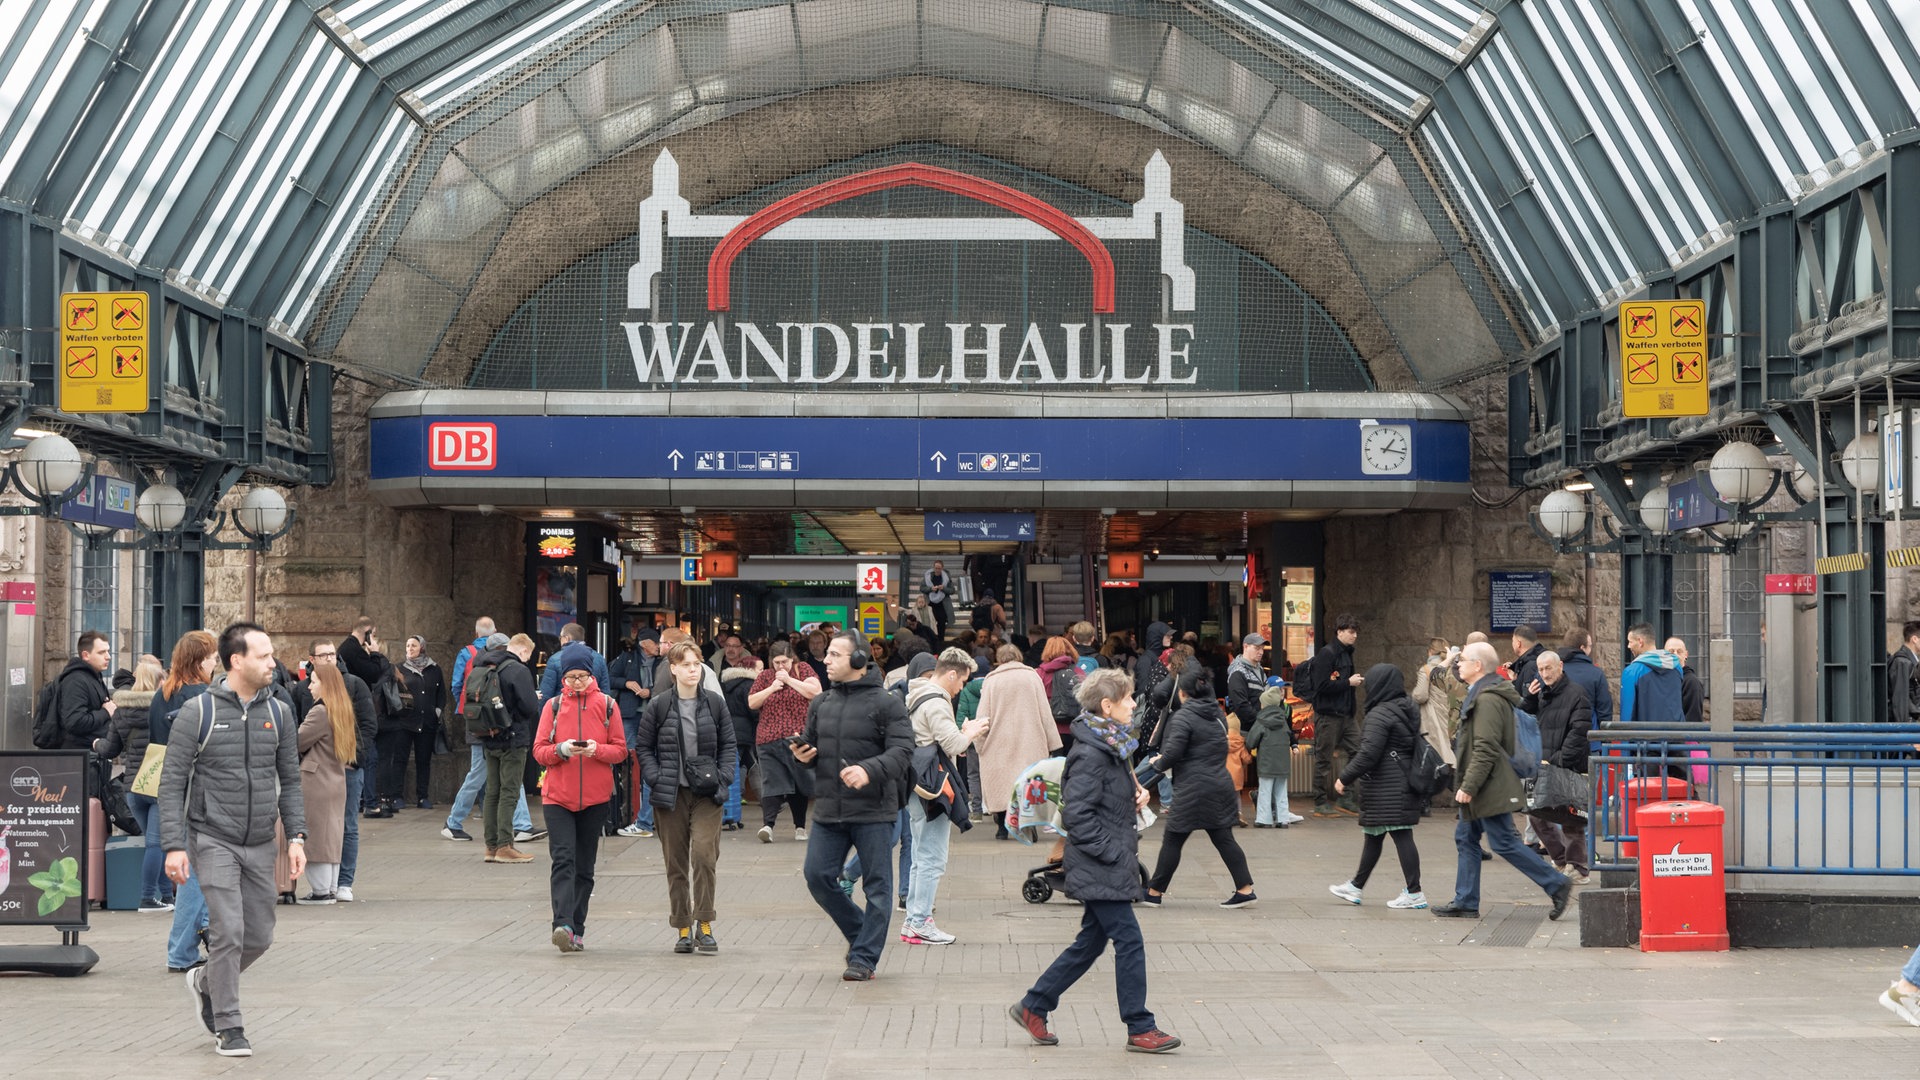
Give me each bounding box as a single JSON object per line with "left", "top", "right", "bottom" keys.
{"left": 5, "top": 798, "right": 1918, "bottom": 1078}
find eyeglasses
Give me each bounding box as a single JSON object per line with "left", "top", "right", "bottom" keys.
{"left": 311, "top": 651, "right": 336, "bottom": 660}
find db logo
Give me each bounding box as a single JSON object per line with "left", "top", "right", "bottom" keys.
{"left": 429, "top": 423, "right": 496, "bottom": 470}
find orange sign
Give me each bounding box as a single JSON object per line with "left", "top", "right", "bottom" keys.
{"left": 1617, "top": 299, "right": 1708, "bottom": 418}
{"left": 538, "top": 534, "right": 576, "bottom": 559}
{"left": 1107, "top": 552, "right": 1144, "bottom": 580}
{"left": 701, "top": 551, "right": 739, "bottom": 578}
{"left": 59, "top": 291, "right": 148, "bottom": 413}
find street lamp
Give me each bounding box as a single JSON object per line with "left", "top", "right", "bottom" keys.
{"left": 1707, "top": 441, "right": 1774, "bottom": 505}
{"left": 1840, "top": 434, "right": 1880, "bottom": 494}
{"left": 12, "top": 434, "right": 86, "bottom": 506}
{"left": 1637, "top": 485, "right": 1672, "bottom": 536}
{"left": 1538, "top": 489, "right": 1587, "bottom": 540}
{"left": 232, "top": 487, "right": 289, "bottom": 540}
{"left": 135, "top": 483, "right": 187, "bottom": 533}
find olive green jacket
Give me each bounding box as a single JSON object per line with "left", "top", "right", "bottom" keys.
{"left": 1454, "top": 676, "right": 1526, "bottom": 820}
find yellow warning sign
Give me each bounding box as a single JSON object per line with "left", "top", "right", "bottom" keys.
{"left": 59, "top": 291, "right": 148, "bottom": 413}
{"left": 1618, "top": 299, "right": 1709, "bottom": 419}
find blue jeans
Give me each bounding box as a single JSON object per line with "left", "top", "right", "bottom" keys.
{"left": 842, "top": 807, "right": 912, "bottom": 898}
{"left": 1903, "top": 943, "right": 1920, "bottom": 986}
{"left": 1022, "top": 899, "right": 1155, "bottom": 1035}
{"left": 623, "top": 717, "right": 655, "bottom": 829}
{"left": 128, "top": 792, "right": 172, "bottom": 902}
{"left": 356, "top": 743, "right": 379, "bottom": 810}
{"left": 340, "top": 767, "right": 364, "bottom": 887}
{"left": 905, "top": 798, "right": 950, "bottom": 924}
{"left": 1451, "top": 811, "right": 1566, "bottom": 910}
{"left": 1254, "top": 777, "right": 1287, "bottom": 825}
{"left": 804, "top": 819, "right": 898, "bottom": 972}
{"left": 723, "top": 747, "right": 743, "bottom": 824}
{"left": 446, "top": 745, "right": 530, "bottom": 833}
{"left": 166, "top": 869, "right": 209, "bottom": 969}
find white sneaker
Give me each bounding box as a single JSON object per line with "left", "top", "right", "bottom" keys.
{"left": 901, "top": 920, "right": 956, "bottom": 944}
{"left": 1281, "top": 811, "right": 1306, "bottom": 824}
{"left": 616, "top": 823, "right": 647, "bottom": 837}
{"left": 757, "top": 825, "right": 773, "bottom": 843}
{"left": 795, "top": 827, "right": 808, "bottom": 840}
{"left": 1387, "top": 890, "right": 1428, "bottom": 910}
{"left": 1880, "top": 983, "right": 1920, "bottom": 1027}
{"left": 1328, "top": 881, "right": 1363, "bottom": 905}
{"left": 335, "top": 886, "right": 354, "bottom": 903}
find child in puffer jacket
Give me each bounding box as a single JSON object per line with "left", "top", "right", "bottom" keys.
{"left": 1241, "top": 687, "right": 1303, "bottom": 828}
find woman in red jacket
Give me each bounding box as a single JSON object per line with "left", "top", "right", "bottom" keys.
{"left": 532, "top": 656, "right": 627, "bottom": 953}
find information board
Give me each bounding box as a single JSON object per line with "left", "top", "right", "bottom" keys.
{"left": 1618, "top": 299, "right": 1709, "bottom": 419}
{"left": 1489, "top": 570, "right": 1553, "bottom": 634}
{"left": 0, "top": 751, "right": 90, "bottom": 929}
{"left": 58, "top": 291, "right": 149, "bottom": 413}
{"left": 794, "top": 605, "right": 848, "bottom": 631}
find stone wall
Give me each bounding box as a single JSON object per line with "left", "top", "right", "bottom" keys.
{"left": 1323, "top": 371, "right": 1614, "bottom": 679}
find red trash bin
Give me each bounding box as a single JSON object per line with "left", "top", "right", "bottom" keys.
{"left": 1616, "top": 775, "right": 1689, "bottom": 856}
{"left": 1636, "top": 799, "right": 1728, "bottom": 952}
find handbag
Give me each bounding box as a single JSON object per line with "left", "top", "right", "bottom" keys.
{"left": 375, "top": 674, "right": 407, "bottom": 717}
{"left": 130, "top": 742, "right": 168, "bottom": 798}
{"left": 1524, "top": 761, "right": 1590, "bottom": 814}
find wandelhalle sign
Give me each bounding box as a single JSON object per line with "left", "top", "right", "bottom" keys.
{"left": 623, "top": 151, "right": 1206, "bottom": 389}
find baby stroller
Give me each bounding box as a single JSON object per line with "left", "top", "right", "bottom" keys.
{"left": 1008, "top": 757, "right": 1153, "bottom": 904}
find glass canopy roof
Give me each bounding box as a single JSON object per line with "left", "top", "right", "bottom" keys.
{"left": 3, "top": 0, "right": 1916, "bottom": 388}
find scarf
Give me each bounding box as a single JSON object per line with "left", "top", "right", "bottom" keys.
{"left": 402, "top": 654, "right": 435, "bottom": 676}
{"left": 1081, "top": 710, "right": 1139, "bottom": 758}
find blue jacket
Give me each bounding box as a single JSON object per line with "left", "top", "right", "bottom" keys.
{"left": 450, "top": 635, "right": 486, "bottom": 708}
{"left": 1561, "top": 648, "right": 1613, "bottom": 726}
{"left": 1060, "top": 716, "right": 1142, "bottom": 902}
{"left": 538, "top": 641, "right": 612, "bottom": 704}
{"left": 1619, "top": 650, "right": 1685, "bottom": 724}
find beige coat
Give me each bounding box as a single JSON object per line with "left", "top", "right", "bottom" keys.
{"left": 297, "top": 703, "right": 348, "bottom": 864}
{"left": 1409, "top": 658, "right": 1459, "bottom": 767}
{"left": 973, "top": 661, "right": 1061, "bottom": 811}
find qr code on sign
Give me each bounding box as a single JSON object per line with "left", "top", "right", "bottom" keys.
{"left": 1658, "top": 393, "right": 1674, "bottom": 410}
{"left": 96, "top": 388, "right": 114, "bottom": 405}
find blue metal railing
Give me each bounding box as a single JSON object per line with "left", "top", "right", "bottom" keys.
{"left": 1586, "top": 724, "right": 1920, "bottom": 877}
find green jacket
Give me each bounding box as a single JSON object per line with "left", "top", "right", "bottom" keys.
{"left": 956, "top": 677, "right": 984, "bottom": 724}
{"left": 1241, "top": 704, "right": 1295, "bottom": 779}
{"left": 1454, "top": 676, "right": 1526, "bottom": 820}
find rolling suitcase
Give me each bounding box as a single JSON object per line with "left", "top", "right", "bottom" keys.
{"left": 103, "top": 836, "right": 144, "bottom": 910}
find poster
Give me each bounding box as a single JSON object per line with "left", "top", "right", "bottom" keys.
{"left": 534, "top": 566, "right": 578, "bottom": 637}
{"left": 0, "top": 751, "right": 90, "bottom": 929}
{"left": 1282, "top": 583, "right": 1314, "bottom": 626}
{"left": 1489, "top": 570, "right": 1553, "bottom": 634}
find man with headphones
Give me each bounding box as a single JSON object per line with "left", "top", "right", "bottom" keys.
{"left": 792, "top": 630, "right": 914, "bottom": 981}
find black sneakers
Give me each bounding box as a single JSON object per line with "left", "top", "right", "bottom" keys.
{"left": 1431, "top": 902, "right": 1479, "bottom": 918}
{"left": 1219, "top": 891, "right": 1258, "bottom": 909}
{"left": 842, "top": 965, "right": 875, "bottom": 981}
{"left": 1548, "top": 878, "right": 1574, "bottom": 921}
{"left": 674, "top": 929, "right": 694, "bottom": 954}
{"left": 214, "top": 1028, "right": 252, "bottom": 1057}
{"left": 694, "top": 924, "right": 719, "bottom": 955}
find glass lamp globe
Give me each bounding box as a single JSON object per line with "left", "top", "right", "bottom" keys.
{"left": 1638, "top": 485, "right": 1672, "bottom": 535}
{"left": 135, "top": 483, "right": 187, "bottom": 532}
{"left": 17, "top": 434, "right": 83, "bottom": 498}
{"left": 235, "top": 487, "right": 289, "bottom": 536}
{"left": 1708, "top": 441, "right": 1772, "bottom": 505}
{"left": 1539, "top": 489, "right": 1587, "bottom": 540}
{"left": 1840, "top": 435, "right": 1881, "bottom": 494}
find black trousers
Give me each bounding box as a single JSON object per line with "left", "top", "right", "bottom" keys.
{"left": 761, "top": 793, "right": 809, "bottom": 828}
{"left": 547, "top": 801, "right": 611, "bottom": 933}
{"left": 1148, "top": 825, "right": 1253, "bottom": 893}
{"left": 1351, "top": 828, "right": 1421, "bottom": 892}
{"left": 376, "top": 727, "right": 437, "bottom": 803}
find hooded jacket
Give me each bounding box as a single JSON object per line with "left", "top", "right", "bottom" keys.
{"left": 1619, "top": 649, "right": 1685, "bottom": 725}
{"left": 1134, "top": 622, "right": 1172, "bottom": 705}
{"left": 157, "top": 674, "right": 305, "bottom": 851}
{"left": 96, "top": 688, "right": 157, "bottom": 774}
{"left": 1511, "top": 642, "right": 1547, "bottom": 713}
{"left": 538, "top": 640, "right": 611, "bottom": 703}
{"left": 52, "top": 657, "right": 112, "bottom": 749}
{"left": 532, "top": 685, "right": 628, "bottom": 811}
{"left": 721, "top": 663, "right": 763, "bottom": 755}
{"left": 464, "top": 647, "right": 538, "bottom": 748}
{"left": 1226, "top": 654, "right": 1266, "bottom": 728}
{"left": 1454, "top": 676, "right": 1526, "bottom": 820}
{"left": 800, "top": 666, "right": 913, "bottom": 825}
{"left": 1339, "top": 664, "right": 1425, "bottom": 828}
{"left": 1241, "top": 701, "right": 1296, "bottom": 778}
{"left": 1410, "top": 656, "right": 1459, "bottom": 766}
{"left": 1060, "top": 715, "right": 1144, "bottom": 902}
{"left": 1154, "top": 697, "right": 1240, "bottom": 832}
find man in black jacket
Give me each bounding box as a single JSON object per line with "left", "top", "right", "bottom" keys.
{"left": 793, "top": 631, "right": 912, "bottom": 982}
{"left": 1308, "top": 615, "right": 1362, "bottom": 818}
{"left": 1528, "top": 652, "right": 1592, "bottom": 883}
{"left": 51, "top": 630, "right": 116, "bottom": 749}
{"left": 1890, "top": 622, "right": 1920, "bottom": 725}
{"left": 337, "top": 619, "right": 393, "bottom": 815}
{"left": 1509, "top": 624, "right": 1547, "bottom": 713}
{"left": 1665, "top": 637, "right": 1706, "bottom": 725}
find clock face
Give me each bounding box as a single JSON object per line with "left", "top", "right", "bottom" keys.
{"left": 1360, "top": 423, "right": 1412, "bottom": 475}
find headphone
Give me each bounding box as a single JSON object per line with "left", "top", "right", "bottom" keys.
{"left": 838, "top": 632, "right": 870, "bottom": 671}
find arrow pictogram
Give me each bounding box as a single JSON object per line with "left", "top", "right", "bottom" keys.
{"left": 1626, "top": 353, "right": 1659, "bottom": 384}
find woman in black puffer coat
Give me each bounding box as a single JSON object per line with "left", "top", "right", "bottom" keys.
{"left": 1143, "top": 666, "right": 1256, "bottom": 908}
{"left": 1327, "top": 664, "right": 1426, "bottom": 910}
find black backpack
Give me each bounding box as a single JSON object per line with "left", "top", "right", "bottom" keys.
{"left": 1048, "top": 664, "right": 1084, "bottom": 726}
{"left": 462, "top": 662, "right": 509, "bottom": 741}
{"left": 31, "top": 677, "right": 63, "bottom": 749}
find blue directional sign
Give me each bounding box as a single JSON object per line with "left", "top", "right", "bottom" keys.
{"left": 374, "top": 415, "right": 1471, "bottom": 484}
{"left": 924, "top": 513, "right": 1035, "bottom": 541}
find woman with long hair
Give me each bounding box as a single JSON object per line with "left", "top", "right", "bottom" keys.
{"left": 296, "top": 663, "right": 355, "bottom": 904}
{"left": 1143, "top": 665, "right": 1257, "bottom": 908}
{"left": 1327, "top": 664, "right": 1429, "bottom": 910}
{"left": 154, "top": 630, "right": 219, "bottom": 972}
{"left": 1035, "top": 636, "right": 1079, "bottom": 751}
{"left": 95, "top": 660, "right": 168, "bottom": 910}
